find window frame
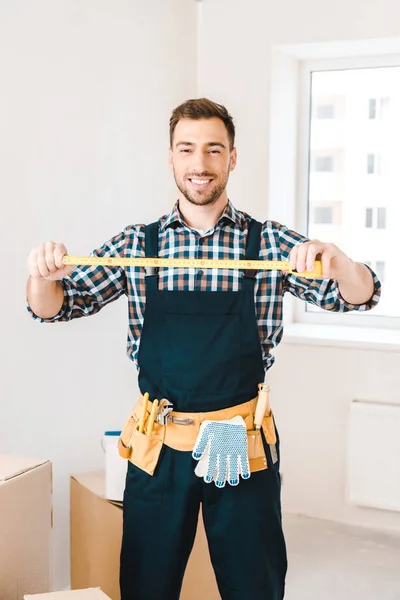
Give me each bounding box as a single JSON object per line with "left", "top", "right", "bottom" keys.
{"left": 295, "top": 54, "right": 400, "bottom": 329}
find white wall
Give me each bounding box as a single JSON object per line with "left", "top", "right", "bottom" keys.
{"left": 0, "top": 0, "right": 197, "bottom": 590}
{"left": 199, "top": 0, "right": 400, "bottom": 532}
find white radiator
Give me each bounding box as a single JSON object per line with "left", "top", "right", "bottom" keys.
{"left": 346, "top": 399, "right": 400, "bottom": 512}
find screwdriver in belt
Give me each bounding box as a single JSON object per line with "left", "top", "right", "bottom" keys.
{"left": 146, "top": 400, "right": 159, "bottom": 436}
{"left": 139, "top": 393, "right": 149, "bottom": 434}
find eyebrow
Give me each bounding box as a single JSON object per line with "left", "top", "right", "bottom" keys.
{"left": 176, "top": 141, "right": 227, "bottom": 149}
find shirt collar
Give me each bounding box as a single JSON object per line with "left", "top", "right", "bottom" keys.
{"left": 160, "top": 200, "right": 245, "bottom": 232}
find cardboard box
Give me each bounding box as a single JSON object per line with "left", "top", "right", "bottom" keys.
{"left": 24, "top": 588, "right": 111, "bottom": 599}
{"left": 24, "top": 588, "right": 110, "bottom": 600}
{"left": 0, "top": 455, "right": 52, "bottom": 600}
{"left": 70, "top": 471, "right": 220, "bottom": 600}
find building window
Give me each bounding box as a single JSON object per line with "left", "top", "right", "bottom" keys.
{"left": 369, "top": 98, "right": 377, "bottom": 119}
{"left": 315, "top": 156, "right": 334, "bottom": 172}
{"left": 365, "top": 260, "right": 385, "bottom": 284}
{"left": 314, "top": 206, "right": 333, "bottom": 224}
{"left": 367, "top": 153, "right": 380, "bottom": 174}
{"left": 368, "top": 97, "right": 390, "bottom": 119}
{"left": 365, "top": 208, "right": 373, "bottom": 228}
{"left": 316, "top": 104, "right": 335, "bottom": 119}
{"left": 301, "top": 61, "right": 400, "bottom": 321}
{"left": 365, "top": 207, "right": 387, "bottom": 229}
{"left": 375, "top": 261, "right": 385, "bottom": 283}
{"left": 377, "top": 207, "right": 386, "bottom": 229}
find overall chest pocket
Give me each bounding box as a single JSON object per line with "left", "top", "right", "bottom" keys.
{"left": 161, "top": 313, "right": 241, "bottom": 393}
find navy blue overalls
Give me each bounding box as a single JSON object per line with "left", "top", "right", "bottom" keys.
{"left": 120, "top": 219, "right": 287, "bottom": 599}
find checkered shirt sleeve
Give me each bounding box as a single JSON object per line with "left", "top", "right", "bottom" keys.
{"left": 27, "top": 203, "right": 381, "bottom": 371}
{"left": 277, "top": 223, "right": 381, "bottom": 311}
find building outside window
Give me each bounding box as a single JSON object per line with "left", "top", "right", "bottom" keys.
{"left": 298, "top": 61, "right": 400, "bottom": 322}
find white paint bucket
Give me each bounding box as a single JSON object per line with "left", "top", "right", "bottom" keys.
{"left": 102, "top": 430, "right": 127, "bottom": 502}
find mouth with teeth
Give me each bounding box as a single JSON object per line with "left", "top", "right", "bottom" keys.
{"left": 187, "top": 176, "right": 214, "bottom": 190}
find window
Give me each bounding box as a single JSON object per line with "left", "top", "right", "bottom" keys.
{"left": 314, "top": 206, "right": 333, "bottom": 224}
{"left": 298, "top": 59, "right": 400, "bottom": 323}
{"left": 368, "top": 96, "right": 390, "bottom": 119}
{"left": 364, "top": 261, "right": 385, "bottom": 284}
{"left": 315, "top": 156, "right": 334, "bottom": 172}
{"left": 376, "top": 261, "right": 386, "bottom": 283}
{"left": 367, "top": 153, "right": 380, "bottom": 174}
{"left": 377, "top": 207, "right": 386, "bottom": 229}
{"left": 316, "top": 104, "right": 335, "bottom": 119}
{"left": 369, "top": 98, "right": 377, "bottom": 119}
{"left": 365, "top": 207, "right": 387, "bottom": 229}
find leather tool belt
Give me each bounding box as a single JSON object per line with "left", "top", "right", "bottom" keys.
{"left": 118, "top": 395, "right": 277, "bottom": 476}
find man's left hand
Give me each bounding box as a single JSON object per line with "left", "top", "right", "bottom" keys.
{"left": 289, "top": 240, "right": 352, "bottom": 281}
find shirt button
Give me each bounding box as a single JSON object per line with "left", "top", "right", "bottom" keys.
{"left": 197, "top": 270, "right": 204, "bottom": 278}
{"left": 199, "top": 238, "right": 204, "bottom": 244}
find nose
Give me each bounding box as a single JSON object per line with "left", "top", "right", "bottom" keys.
{"left": 189, "top": 150, "right": 211, "bottom": 174}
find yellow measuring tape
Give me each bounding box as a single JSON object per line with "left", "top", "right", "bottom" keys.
{"left": 63, "top": 256, "right": 323, "bottom": 279}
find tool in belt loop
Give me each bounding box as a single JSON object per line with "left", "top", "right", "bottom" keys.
{"left": 155, "top": 399, "right": 195, "bottom": 426}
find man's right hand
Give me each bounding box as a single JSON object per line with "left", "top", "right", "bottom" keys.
{"left": 28, "top": 241, "right": 75, "bottom": 281}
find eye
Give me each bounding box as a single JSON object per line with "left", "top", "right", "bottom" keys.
{"left": 180, "top": 149, "right": 191, "bottom": 154}
{"left": 208, "top": 150, "right": 220, "bottom": 154}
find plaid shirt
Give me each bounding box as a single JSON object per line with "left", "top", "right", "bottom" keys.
{"left": 28, "top": 201, "right": 381, "bottom": 371}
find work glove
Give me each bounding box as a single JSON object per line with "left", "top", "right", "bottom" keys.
{"left": 192, "top": 416, "right": 251, "bottom": 488}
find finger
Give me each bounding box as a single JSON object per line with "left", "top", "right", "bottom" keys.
{"left": 47, "top": 265, "right": 75, "bottom": 281}
{"left": 228, "top": 455, "right": 239, "bottom": 486}
{"left": 295, "top": 243, "right": 309, "bottom": 274}
{"left": 193, "top": 432, "right": 209, "bottom": 459}
{"left": 54, "top": 244, "right": 68, "bottom": 269}
{"left": 289, "top": 245, "right": 298, "bottom": 271}
{"left": 205, "top": 452, "right": 218, "bottom": 484}
{"left": 30, "top": 264, "right": 43, "bottom": 280}
{"left": 321, "top": 252, "right": 332, "bottom": 279}
{"left": 215, "top": 455, "right": 227, "bottom": 488}
{"left": 45, "top": 241, "right": 57, "bottom": 274}
{"left": 305, "top": 242, "right": 323, "bottom": 273}
{"left": 53, "top": 244, "right": 75, "bottom": 279}
{"left": 194, "top": 456, "right": 208, "bottom": 478}
{"left": 36, "top": 246, "right": 50, "bottom": 278}
{"left": 28, "top": 249, "right": 43, "bottom": 280}
{"left": 238, "top": 453, "right": 250, "bottom": 479}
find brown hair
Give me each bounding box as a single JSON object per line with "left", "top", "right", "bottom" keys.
{"left": 169, "top": 98, "right": 235, "bottom": 149}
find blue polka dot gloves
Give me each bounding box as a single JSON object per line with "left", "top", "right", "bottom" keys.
{"left": 192, "top": 416, "right": 251, "bottom": 488}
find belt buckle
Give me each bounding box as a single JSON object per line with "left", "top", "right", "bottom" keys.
{"left": 170, "top": 416, "right": 195, "bottom": 426}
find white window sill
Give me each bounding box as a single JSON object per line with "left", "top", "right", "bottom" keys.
{"left": 283, "top": 323, "right": 400, "bottom": 352}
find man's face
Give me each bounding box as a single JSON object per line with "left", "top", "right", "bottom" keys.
{"left": 169, "top": 118, "right": 237, "bottom": 207}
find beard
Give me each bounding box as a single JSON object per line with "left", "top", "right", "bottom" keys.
{"left": 173, "top": 168, "right": 230, "bottom": 206}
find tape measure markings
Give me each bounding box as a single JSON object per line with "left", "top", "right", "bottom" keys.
{"left": 63, "top": 255, "right": 323, "bottom": 279}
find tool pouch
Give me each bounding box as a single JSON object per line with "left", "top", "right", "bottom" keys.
{"left": 118, "top": 401, "right": 165, "bottom": 476}
{"left": 262, "top": 410, "right": 277, "bottom": 445}
{"left": 247, "top": 428, "right": 268, "bottom": 472}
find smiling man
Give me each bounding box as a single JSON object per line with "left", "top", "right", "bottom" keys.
{"left": 26, "top": 98, "right": 381, "bottom": 600}
{"left": 172, "top": 117, "right": 235, "bottom": 208}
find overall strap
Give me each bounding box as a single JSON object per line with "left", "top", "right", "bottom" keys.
{"left": 243, "top": 218, "right": 262, "bottom": 289}
{"left": 144, "top": 221, "right": 159, "bottom": 291}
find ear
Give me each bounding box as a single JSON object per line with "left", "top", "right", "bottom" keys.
{"left": 168, "top": 148, "right": 174, "bottom": 171}
{"left": 229, "top": 147, "right": 237, "bottom": 172}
